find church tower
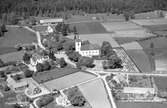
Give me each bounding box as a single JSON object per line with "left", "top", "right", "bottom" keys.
{"left": 74, "top": 35, "right": 81, "bottom": 52}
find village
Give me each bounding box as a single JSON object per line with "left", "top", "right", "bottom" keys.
{"left": 0, "top": 9, "right": 167, "bottom": 108}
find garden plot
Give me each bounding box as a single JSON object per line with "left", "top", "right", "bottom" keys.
{"left": 78, "top": 79, "right": 112, "bottom": 108}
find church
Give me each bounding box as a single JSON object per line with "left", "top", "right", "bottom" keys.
{"left": 74, "top": 35, "right": 100, "bottom": 57}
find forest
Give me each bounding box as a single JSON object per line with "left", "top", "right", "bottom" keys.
{"left": 0, "top": 0, "right": 167, "bottom": 23}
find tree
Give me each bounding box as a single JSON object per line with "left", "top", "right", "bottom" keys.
{"left": 68, "top": 52, "right": 81, "bottom": 62}
{"left": 24, "top": 69, "right": 34, "bottom": 78}
{"left": 23, "top": 53, "right": 31, "bottom": 64}
{"left": 73, "top": 26, "right": 78, "bottom": 35}
{"left": 0, "top": 71, "right": 6, "bottom": 78}
{"left": 59, "top": 58, "right": 67, "bottom": 68}
{"left": 37, "top": 95, "right": 54, "bottom": 108}
{"left": 150, "top": 42, "right": 154, "bottom": 56}
{"left": 77, "top": 57, "right": 94, "bottom": 68}
{"left": 1, "top": 24, "right": 7, "bottom": 36}
{"left": 0, "top": 59, "right": 4, "bottom": 67}
{"left": 49, "top": 51, "right": 56, "bottom": 61}
{"left": 103, "top": 55, "right": 122, "bottom": 69}
{"left": 12, "top": 74, "right": 22, "bottom": 81}
{"left": 13, "top": 103, "right": 22, "bottom": 108}
{"left": 71, "top": 95, "right": 86, "bottom": 107}
{"left": 36, "top": 63, "right": 43, "bottom": 72}
{"left": 101, "top": 41, "right": 115, "bottom": 58}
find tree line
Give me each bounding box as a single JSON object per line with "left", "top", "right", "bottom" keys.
{"left": 0, "top": 0, "right": 167, "bottom": 23}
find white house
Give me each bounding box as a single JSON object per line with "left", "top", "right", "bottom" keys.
{"left": 39, "top": 18, "right": 64, "bottom": 25}
{"left": 75, "top": 35, "right": 100, "bottom": 57}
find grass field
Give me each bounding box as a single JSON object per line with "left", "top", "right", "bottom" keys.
{"left": 114, "top": 37, "right": 141, "bottom": 45}
{"left": 154, "top": 76, "right": 167, "bottom": 91}
{"left": 0, "top": 51, "right": 24, "bottom": 62}
{"left": 102, "top": 22, "right": 142, "bottom": 32}
{"left": 125, "top": 50, "right": 153, "bottom": 73}
{"left": 138, "top": 37, "right": 167, "bottom": 56}
{"left": 132, "top": 18, "right": 167, "bottom": 26}
{"left": 116, "top": 102, "right": 167, "bottom": 108}
{"left": 0, "top": 27, "right": 36, "bottom": 55}
{"left": 43, "top": 71, "right": 96, "bottom": 90}
{"left": 68, "top": 33, "right": 120, "bottom": 47}
{"left": 69, "top": 22, "right": 107, "bottom": 34}
{"left": 78, "top": 79, "right": 112, "bottom": 108}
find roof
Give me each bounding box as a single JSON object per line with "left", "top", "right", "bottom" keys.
{"left": 40, "top": 18, "right": 63, "bottom": 24}
{"left": 81, "top": 43, "right": 100, "bottom": 51}
{"left": 33, "top": 67, "right": 80, "bottom": 83}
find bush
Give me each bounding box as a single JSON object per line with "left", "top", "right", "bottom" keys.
{"left": 59, "top": 58, "right": 67, "bottom": 68}
{"left": 103, "top": 55, "right": 122, "bottom": 69}
{"left": 68, "top": 52, "right": 81, "bottom": 62}
{"left": 77, "top": 57, "right": 94, "bottom": 68}
{"left": 37, "top": 95, "right": 54, "bottom": 108}
{"left": 67, "top": 87, "right": 86, "bottom": 107}
{"left": 24, "top": 69, "right": 34, "bottom": 78}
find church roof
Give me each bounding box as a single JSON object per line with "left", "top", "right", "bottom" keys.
{"left": 81, "top": 43, "right": 100, "bottom": 51}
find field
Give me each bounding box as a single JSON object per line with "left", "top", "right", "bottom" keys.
{"left": 125, "top": 50, "right": 153, "bottom": 73}
{"left": 68, "top": 33, "right": 120, "bottom": 47}
{"left": 138, "top": 37, "right": 167, "bottom": 72}
{"left": 69, "top": 22, "right": 107, "bottom": 34}
{"left": 116, "top": 102, "right": 167, "bottom": 108}
{"left": 78, "top": 79, "right": 112, "bottom": 108}
{"left": 131, "top": 18, "right": 167, "bottom": 26}
{"left": 114, "top": 37, "right": 141, "bottom": 45}
{"left": 0, "top": 51, "right": 24, "bottom": 62}
{"left": 33, "top": 68, "right": 80, "bottom": 83}
{"left": 0, "top": 27, "right": 37, "bottom": 55}
{"left": 154, "top": 76, "right": 167, "bottom": 91}
{"left": 101, "top": 22, "right": 142, "bottom": 32}
{"left": 43, "top": 71, "right": 96, "bottom": 90}
{"left": 122, "top": 41, "right": 153, "bottom": 73}
{"left": 128, "top": 75, "right": 152, "bottom": 87}
{"left": 155, "top": 51, "right": 167, "bottom": 71}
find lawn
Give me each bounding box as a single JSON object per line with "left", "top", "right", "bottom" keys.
{"left": 116, "top": 102, "right": 167, "bottom": 108}
{"left": 0, "top": 27, "right": 37, "bottom": 55}
{"left": 69, "top": 22, "right": 107, "bottom": 34}
{"left": 154, "top": 76, "right": 167, "bottom": 91}
{"left": 43, "top": 71, "right": 96, "bottom": 90}
{"left": 78, "top": 79, "right": 112, "bottom": 108}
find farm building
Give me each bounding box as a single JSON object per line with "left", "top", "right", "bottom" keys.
{"left": 75, "top": 35, "right": 100, "bottom": 57}
{"left": 39, "top": 18, "right": 64, "bottom": 25}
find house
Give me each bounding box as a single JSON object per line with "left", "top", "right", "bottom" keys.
{"left": 7, "top": 75, "right": 28, "bottom": 92}
{"left": 29, "top": 53, "right": 49, "bottom": 72}
{"left": 39, "top": 18, "right": 64, "bottom": 25}
{"left": 74, "top": 35, "right": 100, "bottom": 57}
